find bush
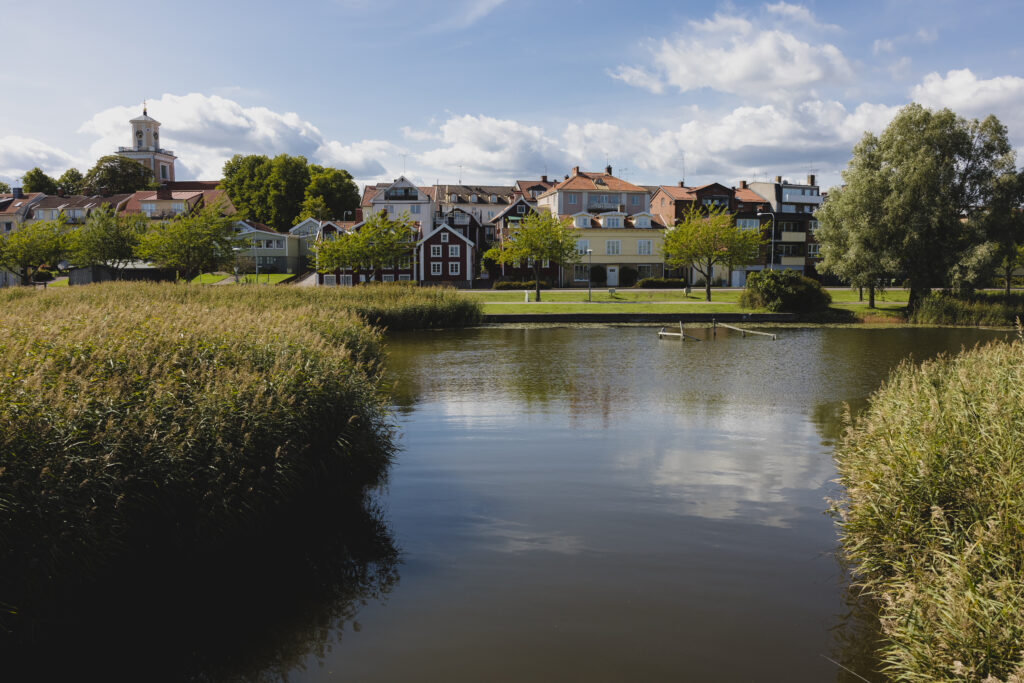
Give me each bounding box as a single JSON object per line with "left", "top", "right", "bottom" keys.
{"left": 589, "top": 265, "right": 606, "bottom": 285}
{"left": 739, "top": 269, "right": 831, "bottom": 312}
{"left": 833, "top": 338, "right": 1024, "bottom": 681}
{"left": 618, "top": 266, "right": 638, "bottom": 287}
{"left": 634, "top": 278, "right": 688, "bottom": 289}
{"left": 909, "top": 291, "right": 1024, "bottom": 327}
{"left": 31, "top": 269, "right": 54, "bottom": 282}
{"left": 492, "top": 280, "right": 551, "bottom": 290}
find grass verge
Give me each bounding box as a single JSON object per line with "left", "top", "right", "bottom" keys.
{"left": 832, "top": 333, "right": 1024, "bottom": 681}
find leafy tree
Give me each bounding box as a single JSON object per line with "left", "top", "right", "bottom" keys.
{"left": 0, "top": 219, "right": 69, "bottom": 285}
{"left": 483, "top": 210, "right": 581, "bottom": 301}
{"left": 296, "top": 195, "right": 331, "bottom": 223}
{"left": 316, "top": 211, "right": 417, "bottom": 282}
{"left": 82, "top": 156, "right": 156, "bottom": 195}
{"left": 70, "top": 206, "right": 149, "bottom": 272}
{"left": 57, "top": 168, "right": 85, "bottom": 196}
{"left": 265, "top": 155, "right": 311, "bottom": 232}
{"left": 975, "top": 169, "right": 1024, "bottom": 295}
{"left": 661, "top": 204, "right": 763, "bottom": 302}
{"left": 815, "top": 134, "right": 899, "bottom": 308}
{"left": 305, "top": 165, "right": 359, "bottom": 219}
{"left": 21, "top": 167, "right": 58, "bottom": 195}
{"left": 221, "top": 154, "right": 272, "bottom": 223}
{"left": 136, "top": 205, "right": 239, "bottom": 280}
{"left": 0, "top": 181, "right": 10, "bottom": 193}
{"left": 822, "top": 104, "right": 1017, "bottom": 311}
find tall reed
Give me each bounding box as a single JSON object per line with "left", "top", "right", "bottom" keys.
{"left": 833, "top": 336, "right": 1024, "bottom": 681}
{"left": 909, "top": 291, "right": 1024, "bottom": 327}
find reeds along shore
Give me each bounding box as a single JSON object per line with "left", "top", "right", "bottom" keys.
{"left": 0, "top": 282, "right": 479, "bottom": 637}
{"left": 833, "top": 332, "right": 1024, "bottom": 682}
{"left": 909, "top": 291, "right": 1024, "bottom": 327}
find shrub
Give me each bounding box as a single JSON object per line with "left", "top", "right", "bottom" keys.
{"left": 589, "top": 265, "right": 606, "bottom": 285}
{"left": 833, "top": 338, "right": 1024, "bottom": 681}
{"left": 739, "top": 269, "right": 831, "bottom": 312}
{"left": 493, "top": 280, "right": 551, "bottom": 290}
{"left": 619, "top": 266, "right": 638, "bottom": 287}
{"left": 31, "top": 269, "right": 54, "bottom": 282}
{"left": 635, "top": 277, "right": 688, "bottom": 289}
{"left": 909, "top": 291, "right": 1024, "bottom": 327}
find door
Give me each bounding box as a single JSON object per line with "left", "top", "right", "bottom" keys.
{"left": 606, "top": 266, "right": 619, "bottom": 287}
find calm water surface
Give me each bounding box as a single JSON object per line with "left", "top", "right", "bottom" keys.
{"left": 275, "top": 326, "right": 1009, "bottom": 682}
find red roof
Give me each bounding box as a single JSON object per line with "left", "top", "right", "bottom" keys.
{"left": 548, "top": 170, "right": 647, "bottom": 194}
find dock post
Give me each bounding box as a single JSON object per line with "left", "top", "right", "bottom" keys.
{"left": 679, "top": 321, "right": 684, "bottom": 342}
{"left": 712, "top": 318, "right": 716, "bottom": 338}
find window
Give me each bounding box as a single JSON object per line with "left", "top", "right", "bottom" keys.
{"left": 637, "top": 239, "right": 652, "bottom": 256}
{"left": 808, "top": 220, "right": 819, "bottom": 233}
{"left": 2, "top": 222, "right": 11, "bottom": 232}
{"left": 140, "top": 202, "right": 156, "bottom": 217}
{"left": 542, "top": 259, "right": 550, "bottom": 268}
{"left": 808, "top": 243, "right": 820, "bottom": 256}
{"left": 323, "top": 275, "right": 337, "bottom": 286}
{"left": 637, "top": 264, "right": 653, "bottom": 280}
{"left": 631, "top": 195, "right": 640, "bottom": 205}
{"left": 431, "top": 245, "right": 442, "bottom": 257}
{"left": 449, "top": 193, "right": 458, "bottom": 202}
{"left": 470, "top": 194, "right": 478, "bottom": 203}
{"left": 516, "top": 205, "right": 525, "bottom": 215}
{"left": 575, "top": 215, "right": 589, "bottom": 228}
{"left": 781, "top": 204, "right": 796, "bottom": 212}
{"left": 576, "top": 239, "right": 589, "bottom": 255}
{"left": 399, "top": 256, "right": 411, "bottom": 269}
{"left": 604, "top": 217, "right": 622, "bottom": 228}
{"left": 411, "top": 204, "right": 420, "bottom": 214}
{"left": 490, "top": 194, "right": 497, "bottom": 203}
{"left": 574, "top": 264, "right": 589, "bottom": 281}
{"left": 488, "top": 211, "right": 494, "bottom": 219}
{"left": 449, "top": 244, "right": 460, "bottom": 257}
{"left": 431, "top": 262, "right": 442, "bottom": 275}
{"left": 382, "top": 274, "right": 395, "bottom": 282}
{"left": 634, "top": 216, "right": 651, "bottom": 228}
{"left": 780, "top": 222, "right": 803, "bottom": 232}
{"left": 160, "top": 164, "right": 169, "bottom": 180}
{"left": 448, "top": 262, "right": 460, "bottom": 276}
{"left": 736, "top": 218, "right": 760, "bottom": 230}
{"left": 398, "top": 274, "right": 411, "bottom": 281}
{"left": 567, "top": 193, "right": 578, "bottom": 204}
{"left": 441, "top": 232, "right": 449, "bottom": 243}
{"left": 606, "top": 240, "right": 621, "bottom": 256}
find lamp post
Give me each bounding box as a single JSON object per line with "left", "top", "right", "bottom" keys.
{"left": 757, "top": 210, "right": 776, "bottom": 271}
{"left": 252, "top": 241, "right": 260, "bottom": 284}
{"left": 314, "top": 220, "right": 321, "bottom": 287}
{"left": 587, "top": 249, "right": 593, "bottom": 302}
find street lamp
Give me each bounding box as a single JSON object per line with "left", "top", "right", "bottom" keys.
{"left": 757, "top": 211, "right": 776, "bottom": 271}
{"left": 252, "top": 240, "right": 260, "bottom": 284}
{"left": 587, "top": 249, "right": 593, "bottom": 302}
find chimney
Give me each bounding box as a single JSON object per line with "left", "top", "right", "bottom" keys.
{"left": 807, "top": 174, "right": 816, "bottom": 186}
{"left": 678, "top": 181, "right": 685, "bottom": 188}
{"left": 571, "top": 166, "right": 579, "bottom": 177}
{"left": 564, "top": 174, "right": 569, "bottom": 180}
{"left": 605, "top": 164, "right": 612, "bottom": 175}
{"left": 740, "top": 180, "right": 748, "bottom": 189}
{"left": 12, "top": 186, "right": 24, "bottom": 199}
{"left": 541, "top": 175, "right": 547, "bottom": 182}
{"left": 774, "top": 175, "right": 782, "bottom": 184}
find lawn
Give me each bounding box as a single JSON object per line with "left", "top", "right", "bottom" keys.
{"left": 190, "top": 272, "right": 229, "bottom": 285}
{"left": 482, "top": 302, "right": 746, "bottom": 315}
{"left": 235, "top": 273, "right": 294, "bottom": 285}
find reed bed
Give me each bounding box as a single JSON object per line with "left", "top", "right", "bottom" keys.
{"left": 0, "top": 282, "right": 469, "bottom": 636}
{"left": 833, "top": 334, "right": 1024, "bottom": 682}
{"left": 909, "top": 291, "right": 1024, "bottom": 327}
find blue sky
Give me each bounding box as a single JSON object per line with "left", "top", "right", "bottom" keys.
{"left": 2, "top": 0, "right": 1023, "bottom": 191}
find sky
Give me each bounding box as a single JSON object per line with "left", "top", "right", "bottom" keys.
{"left": 2, "top": 0, "right": 1023, "bottom": 193}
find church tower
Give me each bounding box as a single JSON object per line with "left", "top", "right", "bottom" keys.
{"left": 116, "top": 104, "right": 177, "bottom": 182}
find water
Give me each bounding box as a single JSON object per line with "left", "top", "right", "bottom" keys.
{"left": 310, "top": 325, "right": 1008, "bottom": 682}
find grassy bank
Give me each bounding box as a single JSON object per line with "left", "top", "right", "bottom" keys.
{"left": 0, "top": 282, "right": 476, "bottom": 641}
{"left": 909, "top": 291, "right": 1024, "bottom": 327}
{"left": 833, "top": 335, "right": 1024, "bottom": 681}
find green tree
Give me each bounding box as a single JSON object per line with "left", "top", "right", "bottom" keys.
{"left": 316, "top": 211, "right": 418, "bottom": 282}
{"left": 0, "top": 182, "right": 10, "bottom": 193}
{"left": 57, "top": 168, "right": 85, "bottom": 195}
{"left": 220, "top": 154, "right": 272, "bottom": 223}
{"left": 21, "top": 167, "right": 58, "bottom": 195}
{"left": 305, "top": 165, "right": 359, "bottom": 219}
{"left": 823, "top": 104, "right": 1017, "bottom": 311}
{"left": 815, "top": 134, "right": 899, "bottom": 308}
{"left": 296, "top": 195, "right": 331, "bottom": 223}
{"left": 0, "top": 219, "right": 69, "bottom": 285}
{"left": 70, "top": 206, "right": 149, "bottom": 272}
{"left": 483, "top": 210, "right": 580, "bottom": 301}
{"left": 661, "top": 204, "right": 763, "bottom": 302}
{"left": 136, "top": 205, "right": 239, "bottom": 280}
{"left": 265, "top": 154, "right": 311, "bottom": 232}
{"left": 82, "top": 156, "right": 156, "bottom": 195}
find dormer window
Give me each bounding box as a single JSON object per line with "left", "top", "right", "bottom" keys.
{"left": 604, "top": 216, "right": 622, "bottom": 228}
{"left": 575, "top": 215, "right": 589, "bottom": 228}
{"left": 470, "top": 194, "right": 478, "bottom": 203}
{"left": 449, "top": 193, "right": 458, "bottom": 203}
{"left": 489, "top": 194, "right": 497, "bottom": 203}
{"left": 635, "top": 216, "right": 651, "bottom": 228}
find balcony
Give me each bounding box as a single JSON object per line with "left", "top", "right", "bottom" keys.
{"left": 587, "top": 199, "right": 622, "bottom": 210}
{"left": 778, "top": 256, "right": 805, "bottom": 266}
{"left": 779, "top": 231, "right": 806, "bottom": 242}
{"left": 118, "top": 146, "right": 175, "bottom": 156}
{"left": 781, "top": 190, "right": 823, "bottom": 205}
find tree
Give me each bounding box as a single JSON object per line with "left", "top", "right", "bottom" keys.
{"left": 820, "top": 104, "right": 1017, "bottom": 311}
{"left": 58, "top": 168, "right": 85, "bottom": 196}
{"left": 136, "top": 205, "right": 239, "bottom": 280}
{"left": 82, "top": 156, "right": 156, "bottom": 195}
{"left": 69, "top": 206, "right": 149, "bottom": 272}
{"left": 264, "top": 155, "right": 311, "bottom": 231}
{"left": 483, "top": 210, "right": 581, "bottom": 301}
{"left": 296, "top": 195, "right": 331, "bottom": 223}
{"left": 221, "top": 154, "right": 272, "bottom": 223}
{"left": 661, "top": 205, "right": 763, "bottom": 302}
{"left": 21, "top": 167, "right": 58, "bottom": 195}
{"left": 0, "top": 219, "right": 69, "bottom": 285}
{"left": 0, "top": 182, "right": 10, "bottom": 193}
{"left": 815, "top": 134, "right": 899, "bottom": 308}
{"left": 305, "top": 165, "right": 359, "bottom": 219}
{"left": 316, "top": 211, "right": 417, "bottom": 282}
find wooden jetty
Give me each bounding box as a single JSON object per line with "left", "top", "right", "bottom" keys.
{"left": 657, "top": 321, "right": 702, "bottom": 341}
{"left": 658, "top": 319, "right": 777, "bottom": 341}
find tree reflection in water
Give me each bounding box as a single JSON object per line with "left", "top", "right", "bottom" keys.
{"left": 5, "top": 496, "right": 399, "bottom": 683}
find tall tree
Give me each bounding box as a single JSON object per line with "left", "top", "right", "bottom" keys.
{"left": 0, "top": 182, "right": 10, "bottom": 193}
{"left": 823, "top": 104, "right": 1016, "bottom": 310}
{"left": 316, "top": 211, "right": 418, "bottom": 282}
{"left": 220, "top": 154, "right": 272, "bottom": 223}
{"left": 815, "top": 134, "right": 899, "bottom": 308}
{"left": 483, "top": 210, "right": 581, "bottom": 301}
{"left": 305, "top": 165, "right": 359, "bottom": 219}
{"left": 136, "top": 205, "right": 239, "bottom": 280}
{"left": 57, "top": 168, "right": 85, "bottom": 196}
{"left": 296, "top": 195, "right": 331, "bottom": 223}
{"left": 69, "top": 206, "right": 149, "bottom": 273}
{"left": 21, "top": 167, "right": 58, "bottom": 195}
{"left": 661, "top": 204, "right": 763, "bottom": 302}
{"left": 82, "top": 156, "right": 156, "bottom": 195}
{"left": 0, "top": 219, "right": 69, "bottom": 284}
{"left": 265, "top": 154, "right": 311, "bottom": 232}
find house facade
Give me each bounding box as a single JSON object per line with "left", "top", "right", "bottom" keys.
{"left": 417, "top": 223, "right": 475, "bottom": 286}
{"left": 234, "top": 221, "right": 303, "bottom": 274}
{"left": 748, "top": 174, "right": 824, "bottom": 278}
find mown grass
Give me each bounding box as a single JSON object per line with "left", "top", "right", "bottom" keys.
{"left": 0, "top": 282, "right": 478, "bottom": 642}
{"left": 481, "top": 302, "right": 746, "bottom": 315}
{"left": 832, "top": 333, "right": 1024, "bottom": 682}
{"left": 189, "top": 272, "right": 229, "bottom": 284}
{"left": 463, "top": 287, "right": 911, "bottom": 304}
{"left": 909, "top": 291, "right": 1024, "bottom": 327}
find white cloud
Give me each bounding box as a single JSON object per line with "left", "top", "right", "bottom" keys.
{"left": 427, "top": 0, "right": 506, "bottom": 32}
{"left": 764, "top": 2, "right": 840, "bottom": 32}
{"left": 872, "top": 38, "right": 894, "bottom": 55}
{"left": 0, "top": 136, "right": 83, "bottom": 182}
{"left": 401, "top": 126, "right": 442, "bottom": 142}
{"left": 911, "top": 68, "right": 1024, "bottom": 131}
{"left": 916, "top": 28, "right": 938, "bottom": 43}
{"left": 316, "top": 139, "right": 402, "bottom": 179}
{"left": 610, "top": 12, "right": 854, "bottom": 98}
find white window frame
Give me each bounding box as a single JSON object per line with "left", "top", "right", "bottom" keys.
{"left": 576, "top": 239, "right": 589, "bottom": 255}
{"left": 382, "top": 274, "right": 395, "bottom": 282}
{"left": 449, "top": 244, "right": 460, "bottom": 257}
{"left": 637, "top": 239, "right": 652, "bottom": 256}
{"left": 431, "top": 245, "right": 442, "bottom": 257}
{"left": 448, "top": 261, "right": 460, "bottom": 276}
{"left": 606, "top": 240, "right": 621, "bottom": 256}
{"left": 398, "top": 274, "right": 411, "bottom": 281}
{"left": 573, "top": 264, "right": 589, "bottom": 281}
{"left": 575, "top": 216, "right": 589, "bottom": 228}
{"left": 410, "top": 204, "right": 421, "bottom": 214}
{"left": 441, "top": 232, "right": 449, "bottom": 243}
{"left": 430, "top": 262, "right": 442, "bottom": 275}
